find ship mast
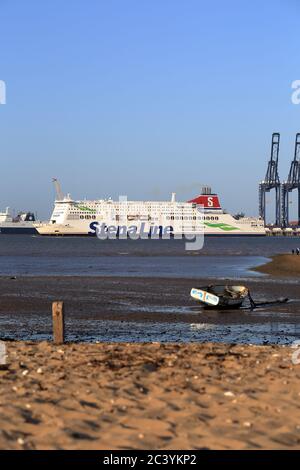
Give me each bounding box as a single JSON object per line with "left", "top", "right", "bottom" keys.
{"left": 52, "top": 178, "right": 64, "bottom": 201}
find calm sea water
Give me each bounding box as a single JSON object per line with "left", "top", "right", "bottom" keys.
{"left": 0, "top": 234, "right": 298, "bottom": 277}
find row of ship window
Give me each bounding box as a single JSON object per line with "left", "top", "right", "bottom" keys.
{"left": 70, "top": 205, "right": 189, "bottom": 212}
{"left": 167, "top": 216, "right": 220, "bottom": 221}
{"left": 201, "top": 216, "right": 219, "bottom": 221}
{"left": 69, "top": 211, "right": 194, "bottom": 215}
{"left": 71, "top": 215, "right": 221, "bottom": 221}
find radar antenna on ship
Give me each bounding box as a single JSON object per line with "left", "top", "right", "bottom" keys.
{"left": 52, "top": 178, "right": 64, "bottom": 201}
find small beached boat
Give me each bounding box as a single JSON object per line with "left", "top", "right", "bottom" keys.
{"left": 190, "top": 285, "right": 250, "bottom": 309}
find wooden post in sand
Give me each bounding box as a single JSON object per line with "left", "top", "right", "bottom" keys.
{"left": 52, "top": 301, "right": 65, "bottom": 344}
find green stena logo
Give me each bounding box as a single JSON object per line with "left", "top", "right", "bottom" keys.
{"left": 74, "top": 204, "right": 96, "bottom": 213}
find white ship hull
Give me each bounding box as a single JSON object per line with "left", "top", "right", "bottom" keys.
{"left": 0, "top": 222, "right": 37, "bottom": 234}
{"left": 35, "top": 222, "right": 266, "bottom": 237}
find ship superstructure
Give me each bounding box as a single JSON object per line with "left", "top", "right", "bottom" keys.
{"left": 0, "top": 207, "right": 37, "bottom": 234}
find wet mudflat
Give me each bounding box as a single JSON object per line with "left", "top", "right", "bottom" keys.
{"left": 0, "top": 275, "right": 299, "bottom": 344}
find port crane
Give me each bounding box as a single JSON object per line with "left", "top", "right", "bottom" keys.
{"left": 259, "top": 133, "right": 281, "bottom": 226}
{"left": 281, "top": 133, "right": 300, "bottom": 227}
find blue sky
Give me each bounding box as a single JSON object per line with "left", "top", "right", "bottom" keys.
{"left": 0, "top": 0, "right": 299, "bottom": 220}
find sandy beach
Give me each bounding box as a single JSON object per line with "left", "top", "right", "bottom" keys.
{"left": 0, "top": 341, "right": 299, "bottom": 450}
{"left": 254, "top": 254, "right": 300, "bottom": 277}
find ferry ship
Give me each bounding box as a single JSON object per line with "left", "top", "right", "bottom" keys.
{"left": 35, "top": 184, "right": 266, "bottom": 236}
{"left": 0, "top": 207, "right": 37, "bottom": 234}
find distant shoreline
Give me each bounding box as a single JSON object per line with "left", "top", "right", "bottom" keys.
{"left": 253, "top": 254, "right": 300, "bottom": 277}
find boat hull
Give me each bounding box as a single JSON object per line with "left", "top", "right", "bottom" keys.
{"left": 0, "top": 227, "right": 38, "bottom": 234}
{"left": 191, "top": 285, "right": 250, "bottom": 309}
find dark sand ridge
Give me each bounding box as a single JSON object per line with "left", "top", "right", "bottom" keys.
{"left": 254, "top": 254, "right": 300, "bottom": 277}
